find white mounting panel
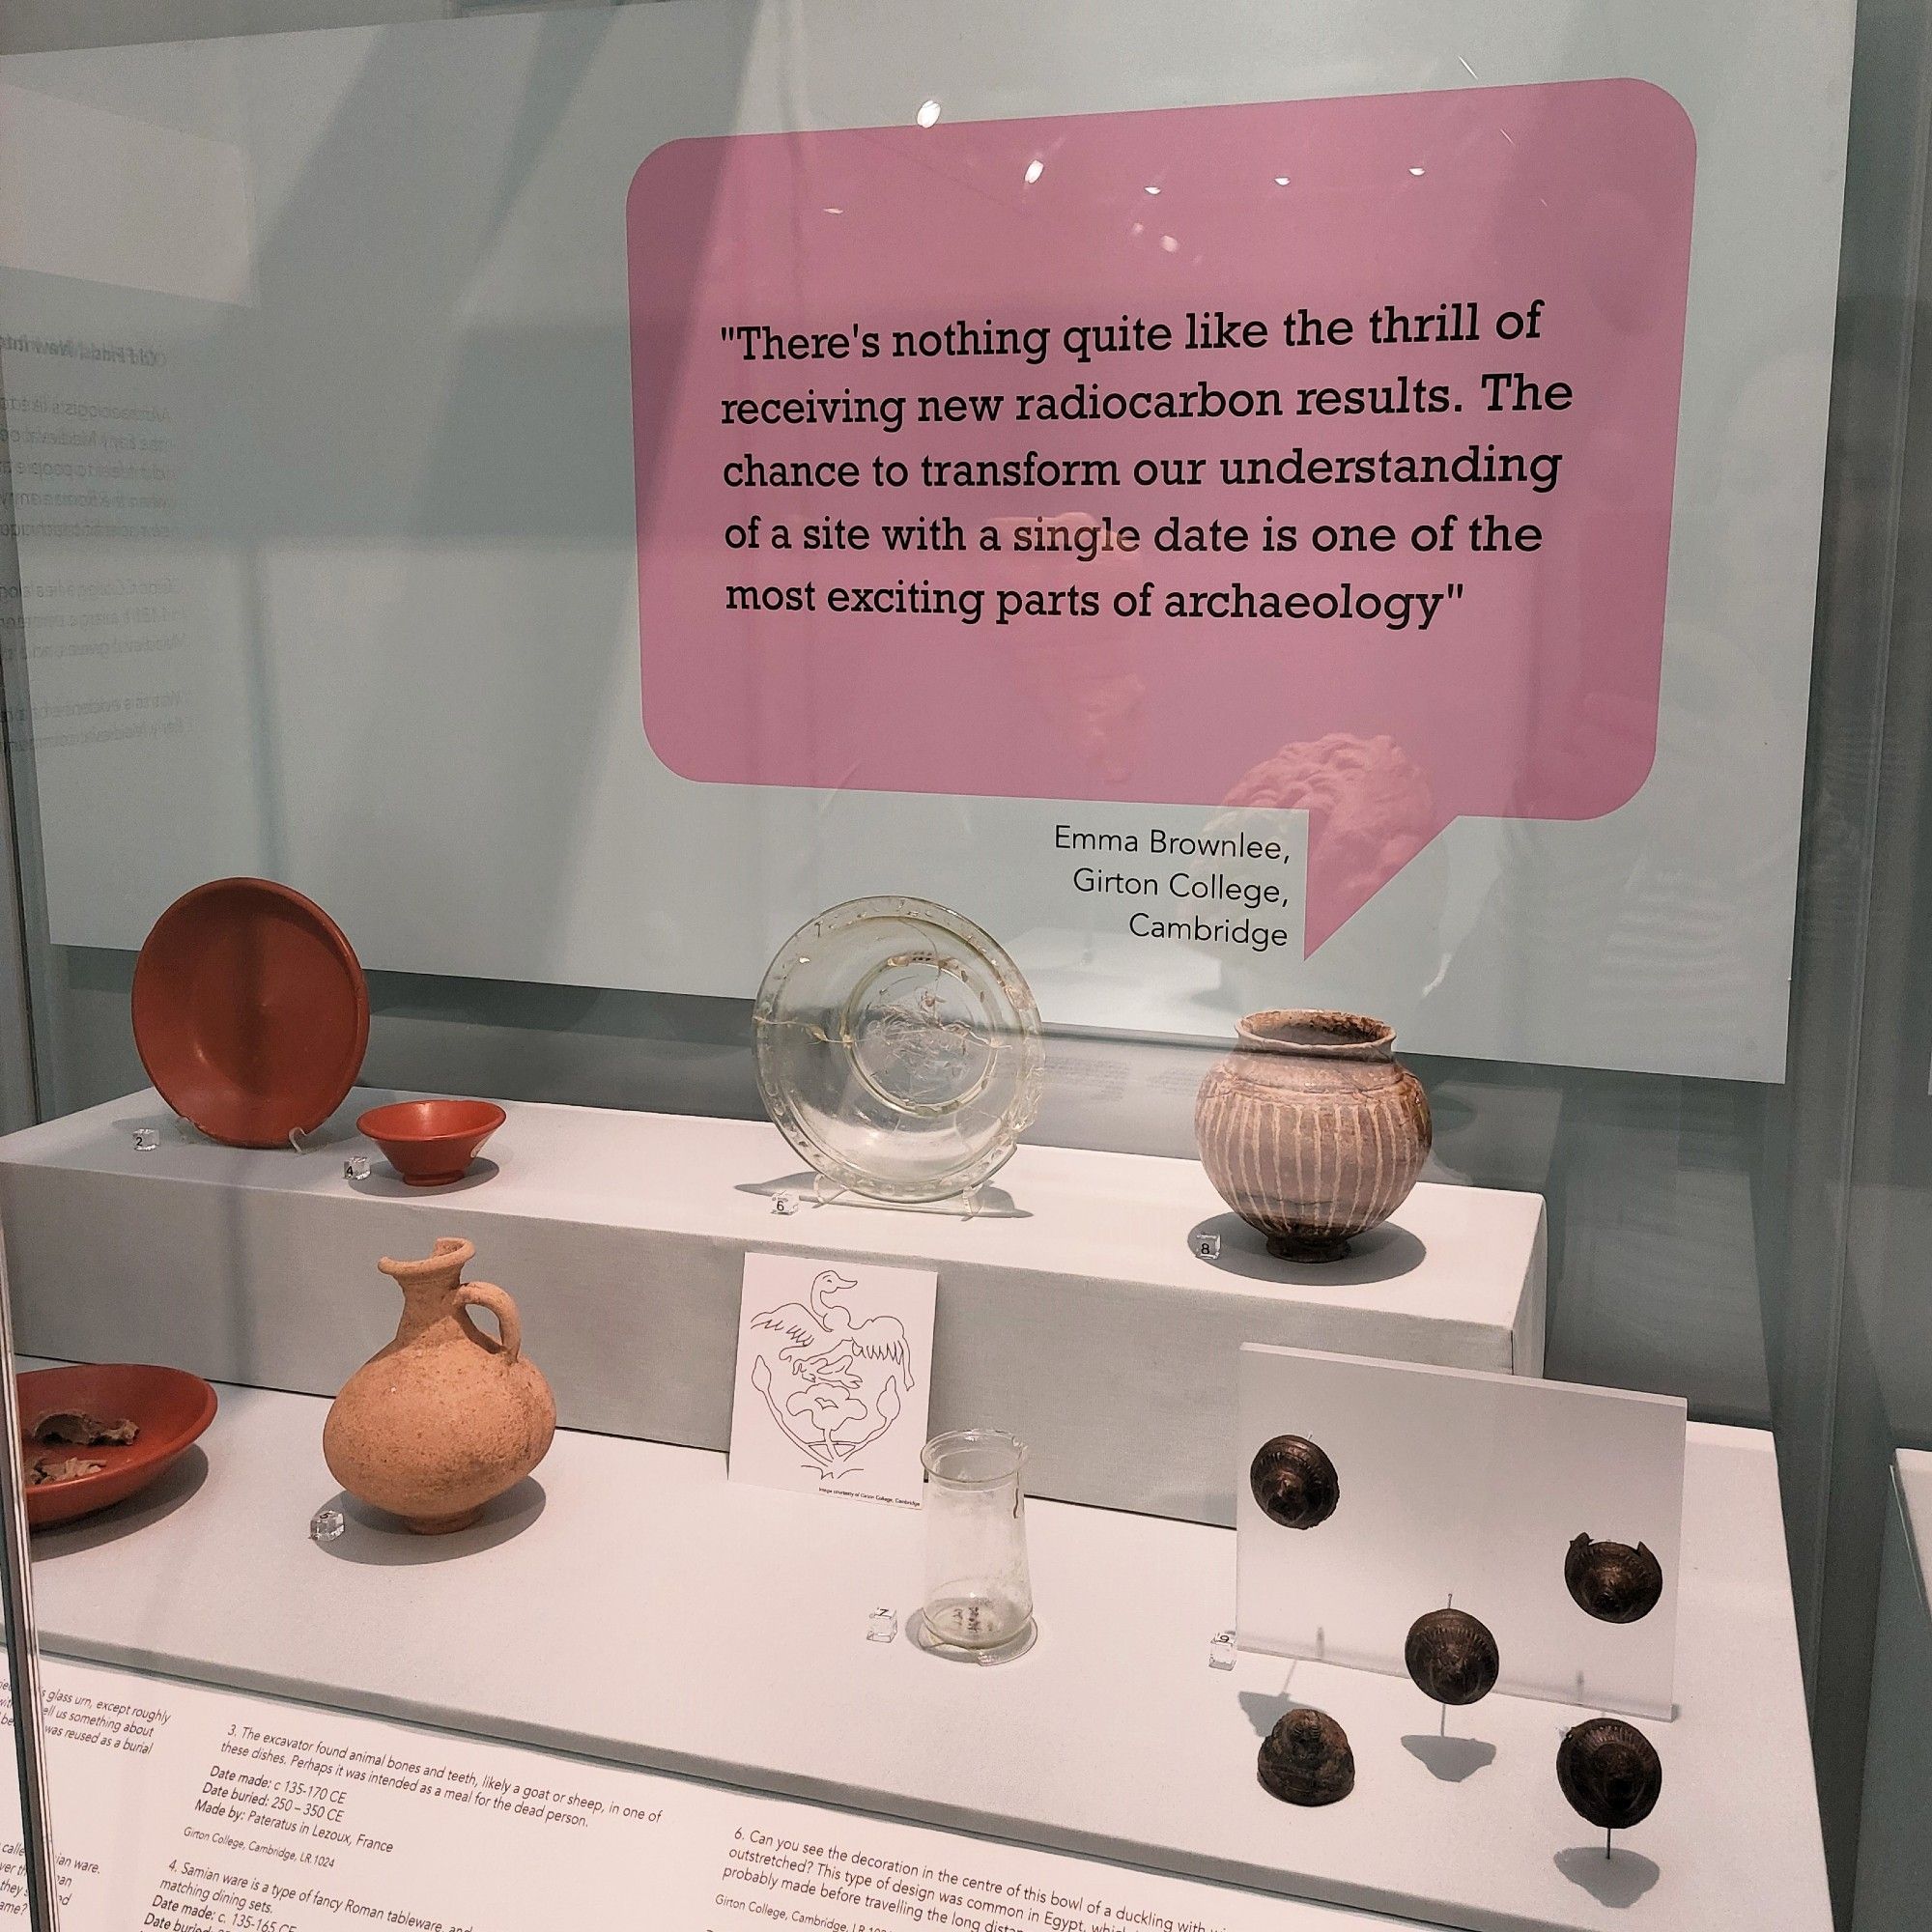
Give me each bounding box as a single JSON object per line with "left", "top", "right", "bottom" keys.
{"left": 1236, "top": 1344, "right": 1685, "bottom": 1718}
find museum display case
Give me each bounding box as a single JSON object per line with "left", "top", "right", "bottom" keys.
{"left": 1, "top": 2, "right": 1931, "bottom": 1930}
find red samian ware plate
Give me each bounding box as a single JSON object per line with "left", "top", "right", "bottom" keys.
{"left": 132, "top": 877, "right": 369, "bottom": 1149}
{"left": 19, "top": 1363, "right": 218, "bottom": 1529}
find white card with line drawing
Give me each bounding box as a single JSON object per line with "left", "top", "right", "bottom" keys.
{"left": 729, "top": 1252, "right": 937, "bottom": 1508}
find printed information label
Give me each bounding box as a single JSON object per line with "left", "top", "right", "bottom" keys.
{"left": 0, "top": 1657, "right": 1363, "bottom": 1929}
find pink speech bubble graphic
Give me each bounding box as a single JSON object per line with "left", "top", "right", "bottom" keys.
{"left": 629, "top": 82, "right": 1694, "bottom": 952}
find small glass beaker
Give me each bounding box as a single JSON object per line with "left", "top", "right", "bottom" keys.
{"left": 914, "top": 1429, "right": 1037, "bottom": 1663}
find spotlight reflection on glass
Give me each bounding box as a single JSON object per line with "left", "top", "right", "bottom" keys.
{"left": 1408, "top": 166, "right": 1426, "bottom": 176}
{"left": 1025, "top": 159, "right": 1044, "bottom": 184}
{"left": 1144, "top": 184, "right": 1161, "bottom": 195}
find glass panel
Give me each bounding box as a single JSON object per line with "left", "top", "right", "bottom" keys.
{"left": 0, "top": 3, "right": 1923, "bottom": 1930}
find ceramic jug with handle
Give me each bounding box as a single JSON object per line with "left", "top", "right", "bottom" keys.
{"left": 324, "top": 1236, "right": 554, "bottom": 1533}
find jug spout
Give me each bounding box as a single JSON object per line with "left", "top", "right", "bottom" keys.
{"left": 379, "top": 1235, "right": 472, "bottom": 1281}
{"left": 377, "top": 1236, "right": 472, "bottom": 1340}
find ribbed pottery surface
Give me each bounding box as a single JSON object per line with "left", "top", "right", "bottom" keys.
{"left": 1195, "top": 1052, "right": 1429, "bottom": 1246}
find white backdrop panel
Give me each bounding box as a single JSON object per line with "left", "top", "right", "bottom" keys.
{"left": 1236, "top": 1344, "right": 1686, "bottom": 1719}
{"left": 0, "top": 0, "right": 1854, "bottom": 1077}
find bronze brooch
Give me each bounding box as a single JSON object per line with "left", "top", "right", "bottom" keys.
{"left": 1257, "top": 1707, "right": 1354, "bottom": 1805}
{"left": 1249, "top": 1435, "right": 1340, "bottom": 1530}
{"left": 1565, "top": 1534, "right": 1664, "bottom": 1624}
{"left": 1404, "top": 1606, "right": 1500, "bottom": 1706}
{"left": 1556, "top": 1718, "right": 1662, "bottom": 1831}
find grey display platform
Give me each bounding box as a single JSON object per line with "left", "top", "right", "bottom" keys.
{"left": 1852, "top": 1448, "right": 1932, "bottom": 1932}
{"left": 0, "top": 1089, "right": 1545, "bottom": 1523}
{"left": 26, "top": 1389, "right": 1827, "bottom": 1932}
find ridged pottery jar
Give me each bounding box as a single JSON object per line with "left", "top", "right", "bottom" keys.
{"left": 1195, "top": 1009, "right": 1431, "bottom": 1262}
{"left": 324, "top": 1236, "right": 554, "bottom": 1533}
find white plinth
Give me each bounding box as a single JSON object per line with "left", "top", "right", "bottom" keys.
{"left": 24, "top": 1386, "right": 1826, "bottom": 1932}
{"left": 0, "top": 1090, "right": 1545, "bottom": 1523}
{"left": 1853, "top": 1449, "right": 1932, "bottom": 1932}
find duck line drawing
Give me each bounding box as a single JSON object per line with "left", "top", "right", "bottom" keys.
{"left": 748, "top": 1268, "right": 916, "bottom": 1479}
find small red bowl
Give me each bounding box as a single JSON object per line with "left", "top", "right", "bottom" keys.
{"left": 19, "top": 1363, "right": 217, "bottom": 1528}
{"left": 356, "top": 1098, "right": 505, "bottom": 1186}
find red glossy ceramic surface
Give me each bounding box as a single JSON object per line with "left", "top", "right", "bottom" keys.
{"left": 19, "top": 1363, "right": 217, "bottom": 1528}
{"left": 132, "top": 878, "right": 369, "bottom": 1148}
{"left": 356, "top": 1098, "right": 505, "bottom": 1186}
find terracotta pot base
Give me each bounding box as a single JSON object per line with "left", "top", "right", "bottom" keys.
{"left": 403, "top": 1507, "right": 484, "bottom": 1535}
{"left": 1267, "top": 1232, "right": 1352, "bottom": 1264}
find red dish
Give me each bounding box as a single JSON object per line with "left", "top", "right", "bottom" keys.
{"left": 19, "top": 1364, "right": 217, "bottom": 1529}
{"left": 356, "top": 1097, "right": 505, "bottom": 1186}
{"left": 132, "top": 878, "right": 369, "bottom": 1149}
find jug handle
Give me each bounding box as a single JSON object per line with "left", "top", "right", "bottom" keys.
{"left": 455, "top": 1282, "right": 522, "bottom": 1364}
